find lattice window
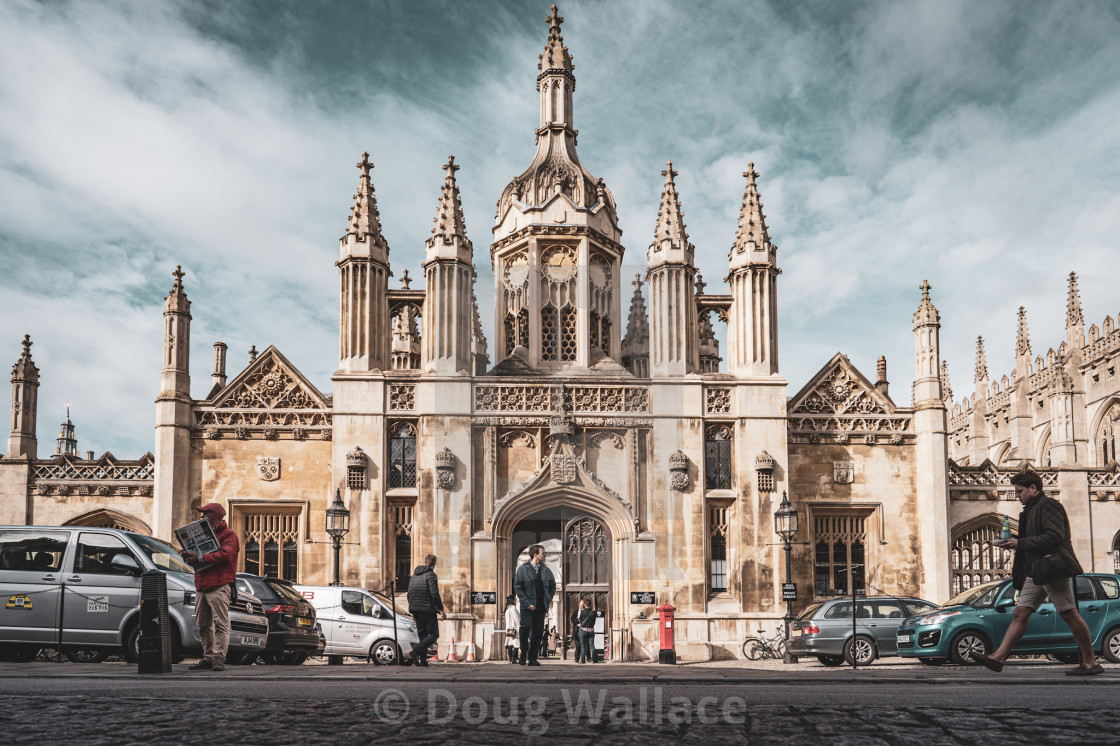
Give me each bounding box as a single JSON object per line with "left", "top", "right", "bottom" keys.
{"left": 541, "top": 244, "right": 577, "bottom": 363}
{"left": 505, "top": 309, "right": 529, "bottom": 355}
{"left": 1114, "top": 532, "right": 1120, "bottom": 574}
{"left": 709, "top": 505, "right": 729, "bottom": 593}
{"left": 561, "top": 307, "right": 578, "bottom": 361}
{"left": 813, "top": 514, "right": 868, "bottom": 596}
{"left": 389, "top": 422, "right": 417, "bottom": 489}
{"left": 590, "top": 311, "right": 600, "bottom": 350}
{"left": 391, "top": 502, "right": 414, "bottom": 591}
{"left": 758, "top": 471, "right": 774, "bottom": 493}
{"left": 951, "top": 518, "right": 1013, "bottom": 596}
{"left": 601, "top": 318, "right": 611, "bottom": 353}
{"left": 242, "top": 510, "right": 301, "bottom": 581}
{"left": 706, "top": 388, "right": 731, "bottom": 415}
{"left": 389, "top": 384, "right": 415, "bottom": 411}
{"left": 347, "top": 464, "right": 366, "bottom": 491}
{"left": 541, "top": 307, "right": 559, "bottom": 361}
{"left": 704, "top": 425, "right": 733, "bottom": 491}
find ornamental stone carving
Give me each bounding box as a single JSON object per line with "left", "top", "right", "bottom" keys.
{"left": 435, "top": 448, "right": 457, "bottom": 490}
{"left": 551, "top": 454, "right": 577, "bottom": 484}
{"left": 257, "top": 457, "right": 281, "bottom": 481}
{"left": 833, "top": 461, "right": 854, "bottom": 484}
{"left": 755, "top": 451, "right": 775, "bottom": 470}
{"left": 346, "top": 446, "right": 369, "bottom": 468}
{"left": 669, "top": 450, "right": 690, "bottom": 491}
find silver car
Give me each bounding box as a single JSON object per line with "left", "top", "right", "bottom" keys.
{"left": 0, "top": 525, "right": 268, "bottom": 662}
{"left": 787, "top": 596, "right": 939, "bottom": 666}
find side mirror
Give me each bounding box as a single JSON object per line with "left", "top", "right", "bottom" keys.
{"left": 995, "top": 603, "right": 1010, "bottom": 613}
{"left": 372, "top": 607, "right": 383, "bottom": 619}
{"left": 110, "top": 553, "right": 141, "bottom": 576}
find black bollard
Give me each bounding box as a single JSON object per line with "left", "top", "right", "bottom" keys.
{"left": 138, "top": 570, "right": 172, "bottom": 674}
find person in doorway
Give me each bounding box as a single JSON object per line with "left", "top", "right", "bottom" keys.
{"left": 503, "top": 594, "right": 520, "bottom": 664}
{"left": 571, "top": 598, "right": 595, "bottom": 664}
{"left": 548, "top": 625, "right": 559, "bottom": 658}
{"left": 406, "top": 554, "right": 446, "bottom": 667}
{"left": 514, "top": 544, "right": 555, "bottom": 666}
{"left": 180, "top": 502, "right": 239, "bottom": 672}
{"left": 973, "top": 471, "right": 1103, "bottom": 676}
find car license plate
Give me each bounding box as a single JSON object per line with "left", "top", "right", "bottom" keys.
{"left": 297, "top": 617, "right": 311, "bottom": 626}
{"left": 791, "top": 629, "right": 801, "bottom": 636}
{"left": 243, "top": 636, "right": 261, "bottom": 646}
{"left": 897, "top": 634, "right": 911, "bottom": 644}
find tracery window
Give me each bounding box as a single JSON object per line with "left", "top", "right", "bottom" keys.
{"left": 813, "top": 514, "right": 867, "bottom": 597}
{"left": 950, "top": 517, "right": 1013, "bottom": 596}
{"left": 704, "top": 425, "right": 733, "bottom": 491}
{"left": 540, "top": 245, "right": 578, "bottom": 362}
{"left": 1112, "top": 532, "right": 1120, "bottom": 575}
{"left": 242, "top": 509, "right": 300, "bottom": 581}
{"left": 389, "top": 422, "right": 417, "bottom": 489}
{"left": 502, "top": 252, "right": 530, "bottom": 357}
{"left": 589, "top": 254, "right": 613, "bottom": 353}
{"left": 1096, "top": 402, "right": 1119, "bottom": 465}
{"left": 709, "top": 504, "right": 729, "bottom": 593}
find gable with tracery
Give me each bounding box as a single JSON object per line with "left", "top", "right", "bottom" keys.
{"left": 787, "top": 353, "right": 911, "bottom": 441}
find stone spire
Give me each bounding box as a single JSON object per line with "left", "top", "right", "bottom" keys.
{"left": 729, "top": 162, "right": 774, "bottom": 262}
{"left": 912, "top": 279, "right": 940, "bottom": 327}
{"left": 538, "top": 4, "right": 573, "bottom": 76}
{"left": 55, "top": 404, "right": 78, "bottom": 457}
{"left": 974, "top": 336, "right": 989, "bottom": 386}
{"left": 346, "top": 152, "right": 387, "bottom": 248}
{"left": 160, "top": 266, "right": 191, "bottom": 398}
{"left": 7, "top": 334, "right": 40, "bottom": 460}
{"left": 1015, "top": 306, "right": 1032, "bottom": 377}
{"left": 621, "top": 274, "right": 650, "bottom": 378}
{"left": 648, "top": 161, "right": 693, "bottom": 263}
{"left": 1066, "top": 271, "right": 1085, "bottom": 347}
{"left": 426, "top": 155, "right": 472, "bottom": 263}
{"left": 698, "top": 312, "right": 721, "bottom": 374}
{"left": 940, "top": 361, "right": 953, "bottom": 403}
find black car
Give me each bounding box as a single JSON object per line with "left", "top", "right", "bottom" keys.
{"left": 233, "top": 574, "right": 320, "bottom": 665}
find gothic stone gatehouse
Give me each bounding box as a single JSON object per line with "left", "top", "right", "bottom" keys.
{"left": 4, "top": 7, "right": 1119, "bottom": 662}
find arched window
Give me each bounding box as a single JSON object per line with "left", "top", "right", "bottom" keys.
{"left": 1113, "top": 532, "right": 1120, "bottom": 574}
{"left": 389, "top": 422, "right": 417, "bottom": 489}
{"left": 951, "top": 516, "right": 1014, "bottom": 596}
{"left": 540, "top": 245, "right": 578, "bottom": 362}
{"left": 1094, "top": 401, "right": 1119, "bottom": 465}
{"left": 704, "top": 425, "right": 733, "bottom": 490}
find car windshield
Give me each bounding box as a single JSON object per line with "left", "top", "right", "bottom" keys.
{"left": 129, "top": 534, "right": 194, "bottom": 574}
{"left": 798, "top": 603, "right": 824, "bottom": 620}
{"left": 266, "top": 579, "right": 306, "bottom": 603}
{"left": 943, "top": 581, "right": 1004, "bottom": 609}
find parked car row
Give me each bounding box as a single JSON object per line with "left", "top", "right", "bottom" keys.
{"left": 785, "top": 573, "right": 1120, "bottom": 667}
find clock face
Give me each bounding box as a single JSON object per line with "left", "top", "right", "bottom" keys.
{"left": 542, "top": 246, "right": 577, "bottom": 283}
{"left": 504, "top": 256, "right": 529, "bottom": 290}
{"left": 589, "top": 258, "right": 611, "bottom": 289}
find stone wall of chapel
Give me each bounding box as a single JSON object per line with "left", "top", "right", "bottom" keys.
{"left": 786, "top": 441, "right": 923, "bottom": 609}
{"left": 24, "top": 491, "right": 153, "bottom": 533}
{"left": 189, "top": 437, "right": 333, "bottom": 584}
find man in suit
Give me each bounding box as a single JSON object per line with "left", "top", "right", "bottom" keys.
{"left": 513, "top": 544, "right": 555, "bottom": 666}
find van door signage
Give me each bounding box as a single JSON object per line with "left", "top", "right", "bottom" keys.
{"left": 470, "top": 591, "right": 497, "bottom": 605}
{"left": 6, "top": 594, "right": 33, "bottom": 610}
{"left": 87, "top": 596, "right": 109, "bottom": 613}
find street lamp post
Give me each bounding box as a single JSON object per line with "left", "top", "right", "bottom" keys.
{"left": 325, "top": 488, "right": 351, "bottom": 587}
{"left": 773, "top": 490, "right": 799, "bottom": 663}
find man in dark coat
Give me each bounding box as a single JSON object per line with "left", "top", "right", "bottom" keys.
{"left": 513, "top": 544, "right": 556, "bottom": 666}
{"left": 406, "top": 554, "right": 445, "bottom": 667}
{"left": 974, "top": 471, "right": 1103, "bottom": 675}
{"left": 180, "top": 502, "right": 239, "bottom": 672}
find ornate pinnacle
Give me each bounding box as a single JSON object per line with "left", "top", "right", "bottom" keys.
{"left": 632, "top": 273, "right": 643, "bottom": 292}
{"left": 11, "top": 334, "right": 39, "bottom": 384}
{"left": 538, "top": 2, "right": 573, "bottom": 74}
{"left": 912, "top": 279, "right": 940, "bottom": 328}
{"left": 346, "top": 150, "right": 386, "bottom": 245}
{"left": 974, "top": 336, "right": 989, "bottom": 383}
{"left": 428, "top": 155, "right": 471, "bottom": 253}
{"left": 357, "top": 151, "right": 373, "bottom": 180}
{"left": 164, "top": 265, "right": 191, "bottom": 315}
{"left": 400, "top": 269, "right": 411, "bottom": 290}
{"left": 547, "top": 4, "right": 563, "bottom": 36}
{"left": 623, "top": 273, "right": 650, "bottom": 351}
{"left": 1016, "top": 306, "right": 1032, "bottom": 359}
{"left": 695, "top": 273, "right": 706, "bottom": 295}
{"left": 649, "top": 160, "right": 692, "bottom": 260}
{"left": 940, "top": 361, "right": 953, "bottom": 402}
{"left": 731, "top": 162, "right": 773, "bottom": 257}
{"left": 1066, "top": 271, "right": 1084, "bottom": 328}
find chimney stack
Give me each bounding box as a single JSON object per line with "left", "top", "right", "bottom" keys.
{"left": 212, "top": 342, "right": 228, "bottom": 391}
{"left": 875, "top": 355, "right": 889, "bottom": 397}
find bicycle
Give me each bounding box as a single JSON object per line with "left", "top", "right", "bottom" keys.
{"left": 742, "top": 629, "right": 788, "bottom": 661}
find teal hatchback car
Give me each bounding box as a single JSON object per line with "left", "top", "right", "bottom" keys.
{"left": 897, "top": 573, "right": 1120, "bottom": 665}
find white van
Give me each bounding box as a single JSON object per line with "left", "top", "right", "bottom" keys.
{"left": 294, "top": 584, "right": 418, "bottom": 664}
{"left": 0, "top": 525, "right": 268, "bottom": 662}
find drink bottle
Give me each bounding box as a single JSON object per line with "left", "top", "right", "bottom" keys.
{"left": 1000, "top": 516, "right": 1011, "bottom": 540}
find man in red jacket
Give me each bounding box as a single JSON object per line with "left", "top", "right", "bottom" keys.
{"left": 180, "top": 502, "right": 239, "bottom": 671}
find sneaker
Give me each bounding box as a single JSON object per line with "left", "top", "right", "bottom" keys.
{"left": 210, "top": 660, "right": 225, "bottom": 672}
{"left": 527, "top": 659, "right": 541, "bottom": 666}
{"left": 1066, "top": 663, "right": 1104, "bottom": 676}
{"left": 188, "top": 659, "right": 212, "bottom": 670}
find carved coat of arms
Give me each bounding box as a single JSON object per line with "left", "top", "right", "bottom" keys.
{"left": 551, "top": 454, "right": 577, "bottom": 484}
{"left": 833, "top": 461, "right": 854, "bottom": 484}
{"left": 257, "top": 457, "right": 281, "bottom": 482}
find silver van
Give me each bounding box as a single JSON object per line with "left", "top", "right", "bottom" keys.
{"left": 0, "top": 525, "right": 268, "bottom": 662}
{"left": 294, "top": 584, "right": 419, "bottom": 664}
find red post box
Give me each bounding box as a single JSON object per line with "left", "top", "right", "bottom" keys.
{"left": 657, "top": 603, "right": 676, "bottom": 664}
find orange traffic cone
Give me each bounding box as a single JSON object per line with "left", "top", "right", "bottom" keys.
{"left": 465, "top": 642, "right": 476, "bottom": 662}
{"left": 446, "top": 636, "right": 458, "bottom": 662}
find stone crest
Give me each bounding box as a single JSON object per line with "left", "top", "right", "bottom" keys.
{"left": 257, "top": 457, "right": 280, "bottom": 481}
{"left": 551, "top": 454, "right": 577, "bottom": 484}
{"left": 833, "top": 461, "right": 854, "bottom": 484}
{"left": 669, "top": 450, "right": 690, "bottom": 491}
{"left": 435, "top": 447, "right": 456, "bottom": 490}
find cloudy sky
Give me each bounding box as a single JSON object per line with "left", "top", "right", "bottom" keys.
{"left": 2, "top": 0, "right": 1118, "bottom": 457}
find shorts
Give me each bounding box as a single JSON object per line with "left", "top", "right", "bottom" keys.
{"left": 1018, "top": 576, "right": 1076, "bottom": 613}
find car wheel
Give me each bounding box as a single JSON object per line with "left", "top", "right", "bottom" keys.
{"left": 122, "top": 625, "right": 141, "bottom": 664}
{"left": 65, "top": 649, "right": 108, "bottom": 664}
{"left": 368, "top": 639, "right": 400, "bottom": 666}
{"left": 918, "top": 657, "right": 946, "bottom": 666}
{"left": 844, "top": 636, "right": 876, "bottom": 666}
{"left": 742, "top": 638, "right": 765, "bottom": 661}
{"left": 948, "top": 630, "right": 990, "bottom": 665}
{"left": 1102, "top": 628, "right": 1120, "bottom": 664}
{"left": 817, "top": 655, "right": 845, "bottom": 667}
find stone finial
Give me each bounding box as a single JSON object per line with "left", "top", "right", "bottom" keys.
{"left": 912, "top": 279, "right": 940, "bottom": 328}
{"left": 649, "top": 161, "right": 693, "bottom": 263}
{"left": 400, "top": 268, "right": 411, "bottom": 289}
{"left": 248, "top": 345, "right": 258, "bottom": 362}
{"left": 974, "top": 336, "right": 989, "bottom": 384}
{"left": 940, "top": 360, "right": 953, "bottom": 402}
{"left": 11, "top": 334, "right": 39, "bottom": 384}
{"left": 427, "top": 155, "right": 471, "bottom": 254}
{"left": 345, "top": 151, "right": 387, "bottom": 246}
{"left": 730, "top": 162, "right": 774, "bottom": 258}
{"left": 623, "top": 273, "right": 650, "bottom": 350}
{"left": 1016, "top": 306, "right": 1032, "bottom": 360}
{"left": 695, "top": 273, "right": 706, "bottom": 295}
{"left": 164, "top": 265, "right": 191, "bottom": 315}
{"left": 539, "top": 4, "right": 573, "bottom": 74}
{"left": 1066, "top": 271, "right": 1084, "bottom": 329}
